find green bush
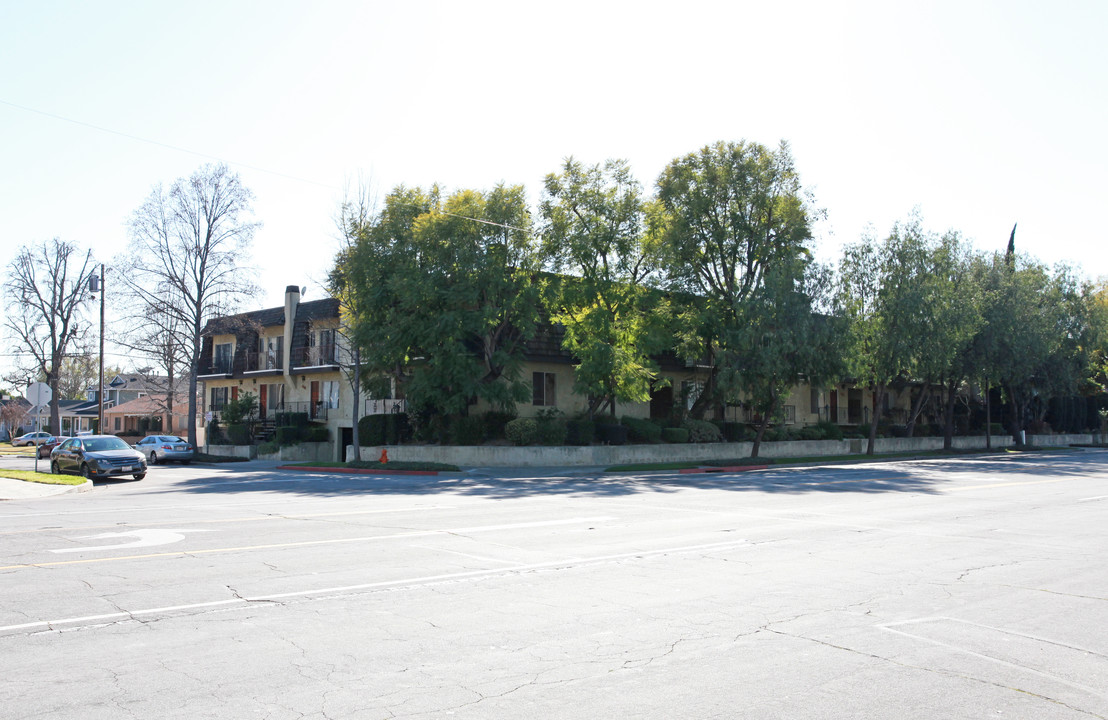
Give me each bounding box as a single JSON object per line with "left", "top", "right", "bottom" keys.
{"left": 481, "top": 411, "right": 516, "bottom": 440}
{"left": 815, "top": 421, "right": 843, "bottom": 440}
{"left": 621, "top": 416, "right": 662, "bottom": 443}
{"left": 305, "top": 425, "right": 329, "bottom": 442}
{"left": 595, "top": 422, "right": 628, "bottom": 445}
{"left": 565, "top": 418, "right": 595, "bottom": 446}
{"left": 662, "top": 427, "right": 689, "bottom": 443}
{"left": 275, "top": 425, "right": 302, "bottom": 446}
{"left": 450, "top": 415, "right": 485, "bottom": 446}
{"left": 536, "top": 416, "right": 567, "bottom": 446}
{"left": 718, "top": 421, "right": 747, "bottom": 442}
{"left": 683, "top": 419, "right": 722, "bottom": 443}
{"left": 358, "top": 413, "right": 413, "bottom": 445}
{"left": 505, "top": 418, "right": 539, "bottom": 446}
{"left": 226, "top": 423, "right": 251, "bottom": 445}
{"left": 258, "top": 440, "right": 279, "bottom": 455}
{"left": 222, "top": 392, "right": 258, "bottom": 426}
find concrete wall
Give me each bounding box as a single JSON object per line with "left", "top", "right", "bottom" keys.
{"left": 258, "top": 442, "right": 331, "bottom": 463}
{"left": 349, "top": 433, "right": 1096, "bottom": 468}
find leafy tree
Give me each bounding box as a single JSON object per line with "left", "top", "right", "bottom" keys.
{"left": 1, "top": 238, "right": 94, "bottom": 433}
{"left": 656, "top": 140, "right": 817, "bottom": 419}
{"left": 725, "top": 258, "right": 844, "bottom": 457}
{"left": 838, "top": 220, "right": 933, "bottom": 455}
{"left": 539, "top": 158, "right": 666, "bottom": 417}
{"left": 338, "top": 183, "right": 541, "bottom": 420}
{"left": 123, "top": 163, "right": 260, "bottom": 447}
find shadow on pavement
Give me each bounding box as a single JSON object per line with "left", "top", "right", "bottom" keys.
{"left": 155, "top": 450, "right": 1106, "bottom": 500}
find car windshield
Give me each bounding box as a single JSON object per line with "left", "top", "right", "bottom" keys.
{"left": 84, "top": 437, "right": 131, "bottom": 452}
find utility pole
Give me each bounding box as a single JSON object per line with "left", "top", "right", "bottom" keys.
{"left": 90, "top": 264, "right": 105, "bottom": 434}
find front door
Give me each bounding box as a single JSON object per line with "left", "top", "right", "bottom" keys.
{"left": 259, "top": 385, "right": 267, "bottom": 419}
{"left": 829, "top": 390, "right": 838, "bottom": 424}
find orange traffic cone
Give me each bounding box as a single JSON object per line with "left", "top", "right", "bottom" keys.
{"left": 378, "top": 448, "right": 389, "bottom": 464}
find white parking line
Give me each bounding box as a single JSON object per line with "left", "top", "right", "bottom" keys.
{"left": 0, "top": 539, "right": 746, "bottom": 634}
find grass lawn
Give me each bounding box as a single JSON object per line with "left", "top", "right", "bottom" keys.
{"left": 0, "top": 469, "right": 86, "bottom": 485}
{"left": 283, "top": 460, "right": 461, "bottom": 472}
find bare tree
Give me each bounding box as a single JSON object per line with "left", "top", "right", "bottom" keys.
{"left": 122, "top": 163, "right": 260, "bottom": 447}
{"left": 1, "top": 238, "right": 94, "bottom": 433}
{"left": 330, "top": 181, "right": 378, "bottom": 461}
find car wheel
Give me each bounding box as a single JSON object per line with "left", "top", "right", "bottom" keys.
{"left": 133, "top": 473, "right": 145, "bottom": 480}
{"left": 80, "top": 464, "right": 91, "bottom": 479}
{"left": 150, "top": 452, "right": 158, "bottom": 465}
{"left": 51, "top": 460, "right": 61, "bottom": 475}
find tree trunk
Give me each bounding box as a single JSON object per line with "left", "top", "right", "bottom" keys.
{"left": 687, "top": 366, "right": 716, "bottom": 420}
{"left": 750, "top": 393, "right": 778, "bottom": 459}
{"left": 350, "top": 346, "right": 360, "bottom": 463}
{"left": 867, "top": 383, "right": 885, "bottom": 456}
{"left": 904, "top": 382, "right": 931, "bottom": 438}
{"left": 942, "top": 378, "right": 957, "bottom": 450}
{"left": 1005, "top": 383, "right": 1023, "bottom": 445}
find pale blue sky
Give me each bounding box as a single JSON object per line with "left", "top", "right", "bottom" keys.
{"left": 1, "top": 1, "right": 1105, "bottom": 376}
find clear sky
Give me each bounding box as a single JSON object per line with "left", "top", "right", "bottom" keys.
{"left": 1, "top": 1, "right": 1105, "bottom": 380}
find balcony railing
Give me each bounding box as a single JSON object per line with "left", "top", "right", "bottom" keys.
{"left": 365, "top": 398, "right": 406, "bottom": 416}
{"left": 244, "top": 350, "right": 283, "bottom": 373}
{"left": 199, "top": 359, "right": 233, "bottom": 376}
{"left": 738, "top": 404, "right": 796, "bottom": 425}
{"left": 291, "top": 345, "right": 339, "bottom": 368}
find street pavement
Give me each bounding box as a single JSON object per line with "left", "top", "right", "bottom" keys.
{"left": 1, "top": 450, "right": 1106, "bottom": 718}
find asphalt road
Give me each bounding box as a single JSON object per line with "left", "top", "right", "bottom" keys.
{"left": 2, "top": 451, "right": 1106, "bottom": 719}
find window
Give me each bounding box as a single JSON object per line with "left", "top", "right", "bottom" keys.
{"left": 260, "top": 336, "right": 283, "bottom": 370}
{"left": 810, "top": 387, "right": 820, "bottom": 415}
{"left": 682, "top": 381, "right": 704, "bottom": 410}
{"left": 265, "top": 383, "right": 285, "bottom": 412}
{"left": 210, "top": 386, "right": 229, "bottom": 411}
{"left": 114, "top": 417, "right": 121, "bottom": 431}
{"left": 532, "top": 372, "right": 556, "bottom": 406}
{"left": 318, "top": 329, "right": 336, "bottom": 364}
{"left": 321, "top": 380, "right": 340, "bottom": 409}
{"left": 214, "top": 343, "right": 233, "bottom": 373}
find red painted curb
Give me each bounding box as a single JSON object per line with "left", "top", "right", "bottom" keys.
{"left": 679, "top": 464, "right": 769, "bottom": 474}
{"left": 276, "top": 465, "right": 441, "bottom": 476}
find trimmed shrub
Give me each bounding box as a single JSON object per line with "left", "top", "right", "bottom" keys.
{"left": 358, "top": 413, "right": 413, "bottom": 446}
{"left": 536, "top": 416, "right": 567, "bottom": 446}
{"left": 595, "top": 423, "right": 629, "bottom": 445}
{"left": 275, "top": 412, "right": 310, "bottom": 428}
{"left": 275, "top": 425, "right": 302, "bottom": 446}
{"left": 815, "top": 420, "right": 843, "bottom": 440}
{"left": 450, "top": 415, "right": 485, "bottom": 446}
{"left": 621, "top": 416, "right": 662, "bottom": 443}
{"left": 258, "top": 440, "right": 279, "bottom": 455}
{"left": 565, "top": 418, "right": 595, "bottom": 446}
{"left": 226, "top": 423, "right": 251, "bottom": 445}
{"left": 505, "top": 418, "right": 539, "bottom": 446}
{"left": 683, "top": 419, "right": 722, "bottom": 443}
{"left": 662, "top": 427, "right": 689, "bottom": 443}
{"left": 717, "top": 421, "right": 747, "bottom": 442}
{"left": 481, "top": 411, "right": 516, "bottom": 441}
{"left": 306, "top": 425, "right": 329, "bottom": 442}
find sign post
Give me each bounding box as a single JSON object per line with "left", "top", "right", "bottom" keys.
{"left": 26, "top": 382, "right": 52, "bottom": 473}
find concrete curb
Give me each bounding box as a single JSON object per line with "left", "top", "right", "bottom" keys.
{"left": 276, "top": 465, "right": 446, "bottom": 477}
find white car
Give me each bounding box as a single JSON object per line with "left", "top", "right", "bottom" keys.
{"left": 12, "top": 431, "right": 53, "bottom": 447}
{"left": 133, "top": 435, "right": 195, "bottom": 464}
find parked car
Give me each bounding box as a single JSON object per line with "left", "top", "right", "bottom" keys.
{"left": 50, "top": 435, "right": 147, "bottom": 480}
{"left": 12, "top": 431, "right": 53, "bottom": 447}
{"left": 37, "top": 435, "right": 72, "bottom": 459}
{"left": 133, "top": 435, "right": 195, "bottom": 464}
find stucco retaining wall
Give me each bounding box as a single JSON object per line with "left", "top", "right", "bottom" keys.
{"left": 349, "top": 433, "right": 1096, "bottom": 468}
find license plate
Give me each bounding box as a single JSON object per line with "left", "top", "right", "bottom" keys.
{"left": 121, "top": 466, "right": 132, "bottom": 472}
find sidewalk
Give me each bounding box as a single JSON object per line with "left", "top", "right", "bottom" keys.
{"left": 0, "top": 476, "right": 91, "bottom": 500}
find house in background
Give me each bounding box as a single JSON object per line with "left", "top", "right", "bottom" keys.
{"left": 104, "top": 394, "right": 192, "bottom": 437}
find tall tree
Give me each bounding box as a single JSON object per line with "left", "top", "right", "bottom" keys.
{"left": 539, "top": 158, "right": 665, "bottom": 417}
{"left": 656, "top": 140, "right": 817, "bottom": 419}
{"left": 1, "top": 238, "right": 94, "bottom": 433}
{"left": 726, "top": 258, "right": 844, "bottom": 457}
{"left": 338, "top": 184, "right": 541, "bottom": 420}
{"left": 123, "top": 163, "right": 260, "bottom": 447}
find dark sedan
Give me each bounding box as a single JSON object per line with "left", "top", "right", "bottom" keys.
{"left": 50, "top": 435, "right": 147, "bottom": 480}
{"left": 37, "top": 435, "right": 72, "bottom": 459}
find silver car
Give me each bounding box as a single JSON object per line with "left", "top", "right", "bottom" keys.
{"left": 133, "top": 435, "right": 195, "bottom": 464}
